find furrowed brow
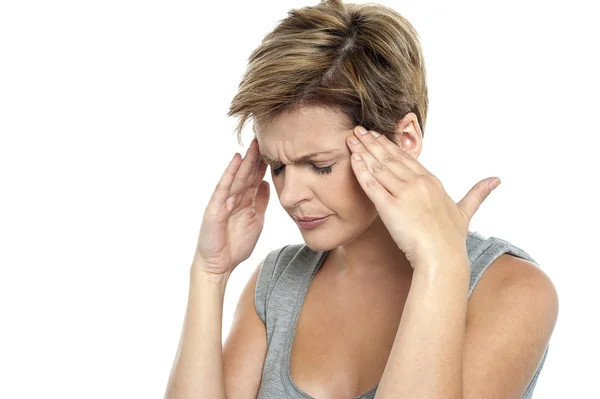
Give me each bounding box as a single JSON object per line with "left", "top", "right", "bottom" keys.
{"left": 258, "top": 150, "right": 339, "bottom": 166}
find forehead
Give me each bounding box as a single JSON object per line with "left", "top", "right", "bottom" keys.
{"left": 255, "top": 105, "right": 353, "bottom": 160}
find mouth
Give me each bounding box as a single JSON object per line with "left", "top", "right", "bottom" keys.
{"left": 294, "top": 215, "right": 330, "bottom": 229}
{"left": 294, "top": 216, "right": 327, "bottom": 222}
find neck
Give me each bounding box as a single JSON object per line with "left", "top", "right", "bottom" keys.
{"left": 326, "top": 215, "right": 414, "bottom": 281}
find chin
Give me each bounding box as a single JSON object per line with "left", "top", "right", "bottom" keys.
{"left": 296, "top": 219, "right": 346, "bottom": 253}
{"left": 302, "top": 240, "right": 336, "bottom": 253}
{"left": 298, "top": 229, "right": 334, "bottom": 252}
{"left": 298, "top": 222, "right": 338, "bottom": 253}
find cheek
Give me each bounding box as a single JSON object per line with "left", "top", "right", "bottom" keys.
{"left": 337, "top": 163, "right": 377, "bottom": 211}
{"left": 336, "top": 163, "right": 365, "bottom": 197}
{"left": 325, "top": 166, "right": 371, "bottom": 210}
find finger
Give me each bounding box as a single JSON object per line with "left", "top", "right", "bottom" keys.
{"left": 250, "top": 159, "right": 268, "bottom": 188}
{"left": 253, "top": 180, "right": 270, "bottom": 217}
{"left": 230, "top": 160, "right": 268, "bottom": 213}
{"left": 352, "top": 126, "right": 428, "bottom": 176}
{"left": 248, "top": 149, "right": 268, "bottom": 189}
{"left": 230, "top": 138, "right": 260, "bottom": 195}
{"left": 209, "top": 152, "right": 243, "bottom": 209}
{"left": 249, "top": 138, "right": 268, "bottom": 181}
{"left": 347, "top": 140, "right": 404, "bottom": 196}
{"left": 245, "top": 154, "right": 261, "bottom": 189}
{"left": 237, "top": 179, "right": 260, "bottom": 211}
{"left": 234, "top": 166, "right": 269, "bottom": 214}
{"left": 350, "top": 152, "right": 394, "bottom": 205}
{"left": 456, "top": 177, "right": 500, "bottom": 220}
{"left": 348, "top": 130, "right": 414, "bottom": 182}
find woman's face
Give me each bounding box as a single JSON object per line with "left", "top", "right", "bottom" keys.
{"left": 255, "top": 105, "right": 379, "bottom": 251}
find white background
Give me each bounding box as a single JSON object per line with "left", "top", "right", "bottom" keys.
{"left": 1, "top": 0, "right": 598, "bottom": 397}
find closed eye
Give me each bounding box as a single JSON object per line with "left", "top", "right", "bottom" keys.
{"left": 272, "top": 164, "right": 333, "bottom": 176}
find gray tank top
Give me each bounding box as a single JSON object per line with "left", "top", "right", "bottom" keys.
{"left": 254, "top": 230, "right": 550, "bottom": 399}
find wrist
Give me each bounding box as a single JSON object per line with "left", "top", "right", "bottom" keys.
{"left": 410, "top": 245, "right": 469, "bottom": 273}
{"left": 190, "top": 264, "right": 231, "bottom": 287}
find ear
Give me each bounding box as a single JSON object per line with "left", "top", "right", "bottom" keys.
{"left": 394, "top": 112, "right": 423, "bottom": 159}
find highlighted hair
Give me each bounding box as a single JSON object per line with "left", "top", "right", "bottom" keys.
{"left": 228, "top": 0, "right": 428, "bottom": 146}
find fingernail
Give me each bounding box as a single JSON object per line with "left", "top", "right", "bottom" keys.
{"left": 355, "top": 126, "right": 368, "bottom": 135}
{"left": 371, "top": 131, "right": 380, "bottom": 138}
{"left": 489, "top": 178, "right": 501, "bottom": 190}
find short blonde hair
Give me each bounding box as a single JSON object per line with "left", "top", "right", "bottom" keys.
{"left": 228, "top": 0, "right": 428, "bottom": 146}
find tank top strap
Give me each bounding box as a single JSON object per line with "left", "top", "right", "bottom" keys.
{"left": 465, "top": 230, "right": 540, "bottom": 299}
{"left": 254, "top": 243, "right": 311, "bottom": 324}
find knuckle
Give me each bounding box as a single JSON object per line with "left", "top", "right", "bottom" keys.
{"left": 431, "top": 174, "right": 444, "bottom": 189}
{"left": 372, "top": 162, "right": 385, "bottom": 174}
{"left": 381, "top": 154, "right": 396, "bottom": 164}
{"left": 396, "top": 149, "right": 410, "bottom": 159}
{"left": 366, "top": 179, "right": 378, "bottom": 188}
{"left": 415, "top": 175, "right": 431, "bottom": 191}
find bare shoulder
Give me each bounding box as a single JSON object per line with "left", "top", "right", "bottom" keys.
{"left": 222, "top": 259, "right": 268, "bottom": 399}
{"left": 471, "top": 253, "right": 555, "bottom": 300}
{"left": 468, "top": 252, "right": 558, "bottom": 322}
{"left": 463, "top": 253, "right": 559, "bottom": 397}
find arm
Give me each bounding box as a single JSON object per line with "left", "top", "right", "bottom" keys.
{"left": 375, "top": 253, "right": 470, "bottom": 399}
{"left": 375, "top": 251, "right": 558, "bottom": 399}
{"left": 345, "top": 126, "right": 556, "bottom": 397}
{"left": 163, "top": 136, "right": 269, "bottom": 398}
{"left": 164, "top": 264, "right": 231, "bottom": 399}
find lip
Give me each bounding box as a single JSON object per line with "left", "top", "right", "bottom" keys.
{"left": 294, "top": 215, "right": 327, "bottom": 222}
{"left": 294, "top": 215, "right": 330, "bottom": 229}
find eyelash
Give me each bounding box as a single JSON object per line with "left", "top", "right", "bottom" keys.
{"left": 272, "top": 164, "right": 333, "bottom": 176}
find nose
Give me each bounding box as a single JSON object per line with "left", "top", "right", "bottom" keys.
{"left": 278, "top": 166, "right": 313, "bottom": 209}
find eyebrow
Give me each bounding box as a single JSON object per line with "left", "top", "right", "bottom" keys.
{"left": 257, "top": 149, "right": 342, "bottom": 166}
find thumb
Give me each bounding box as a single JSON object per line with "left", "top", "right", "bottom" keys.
{"left": 457, "top": 177, "right": 500, "bottom": 219}
{"left": 253, "top": 180, "right": 270, "bottom": 218}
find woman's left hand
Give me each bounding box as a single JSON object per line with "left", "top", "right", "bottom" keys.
{"left": 347, "top": 125, "right": 501, "bottom": 268}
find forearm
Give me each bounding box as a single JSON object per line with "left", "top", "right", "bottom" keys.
{"left": 375, "top": 253, "right": 470, "bottom": 399}
{"left": 165, "top": 265, "right": 231, "bottom": 399}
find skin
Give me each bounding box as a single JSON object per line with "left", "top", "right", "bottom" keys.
{"left": 255, "top": 104, "right": 423, "bottom": 282}
{"left": 168, "top": 102, "right": 556, "bottom": 399}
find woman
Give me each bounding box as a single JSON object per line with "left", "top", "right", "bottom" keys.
{"left": 165, "top": 1, "right": 558, "bottom": 398}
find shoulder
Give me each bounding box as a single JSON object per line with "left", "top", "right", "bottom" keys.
{"left": 463, "top": 252, "right": 559, "bottom": 397}
{"left": 468, "top": 252, "right": 559, "bottom": 324}
{"left": 465, "top": 231, "right": 557, "bottom": 309}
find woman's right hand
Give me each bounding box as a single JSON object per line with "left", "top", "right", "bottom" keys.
{"left": 193, "top": 137, "right": 270, "bottom": 277}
